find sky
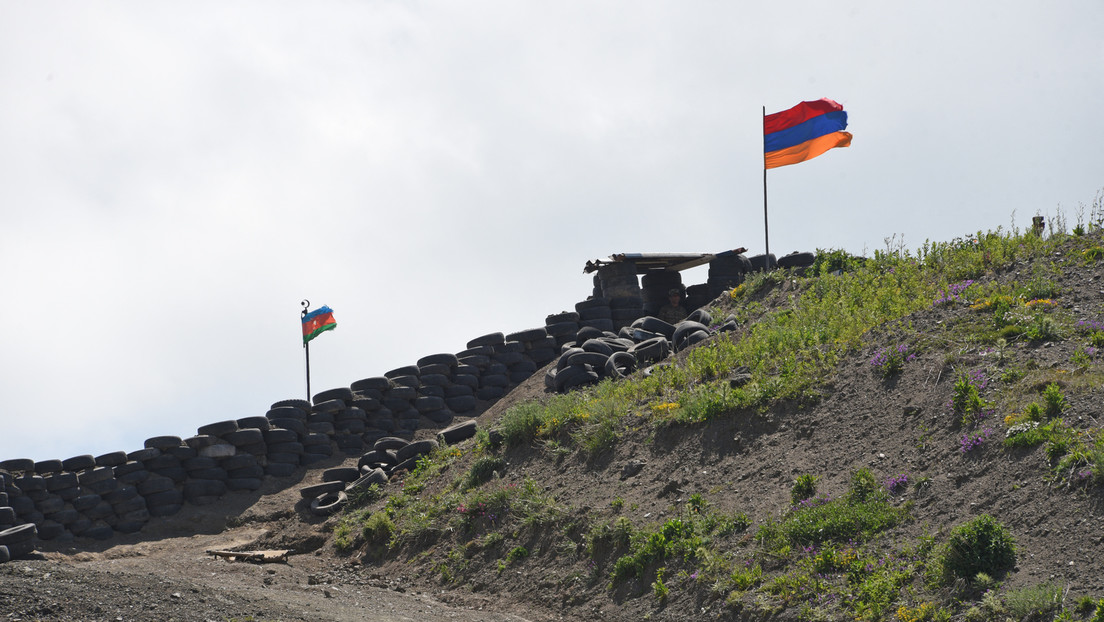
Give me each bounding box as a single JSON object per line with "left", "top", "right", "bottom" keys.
{"left": 2, "top": 2, "right": 1102, "bottom": 463}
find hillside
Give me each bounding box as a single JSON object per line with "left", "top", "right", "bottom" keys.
{"left": 5, "top": 214, "right": 1104, "bottom": 621}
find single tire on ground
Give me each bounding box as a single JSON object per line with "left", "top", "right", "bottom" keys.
{"left": 299, "top": 481, "right": 345, "bottom": 499}
{"left": 310, "top": 491, "right": 348, "bottom": 517}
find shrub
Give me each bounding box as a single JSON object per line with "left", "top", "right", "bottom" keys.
{"left": 361, "top": 511, "right": 396, "bottom": 547}
{"left": 465, "top": 456, "right": 506, "bottom": 489}
{"left": 506, "top": 546, "right": 529, "bottom": 564}
{"left": 791, "top": 474, "right": 818, "bottom": 505}
{"left": 1042, "top": 383, "right": 1067, "bottom": 418}
{"left": 848, "top": 467, "right": 881, "bottom": 503}
{"left": 1092, "top": 598, "right": 1104, "bottom": 622}
{"left": 936, "top": 515, "right": 1015, "bottom": 582}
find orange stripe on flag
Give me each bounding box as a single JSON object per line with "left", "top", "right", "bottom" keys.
{"left": 765, "top": 131, "right": 852, "bottom": 170}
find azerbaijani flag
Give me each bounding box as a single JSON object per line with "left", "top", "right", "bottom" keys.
{"left": 764, "top": 98, "right": 852, "bottom": 169}
{"left": 302, "top": 305, "right": 336, "bottom": 344}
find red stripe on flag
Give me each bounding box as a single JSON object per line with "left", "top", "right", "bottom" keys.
{"left": 764, "top": 98, "right": 844, "bottom": 135}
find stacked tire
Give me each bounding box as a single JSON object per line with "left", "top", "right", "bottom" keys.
{"left": 300, "top": 420, "right": 477, "bottom": 517}
{"left": 544, "top": 312, "right": 740, "bottom": 394}
{"left": 576, "top": 297, "right": 614, "bottom": 333}
{"left": 0, "top": 467, "right": 36, "bottom": 562}
{"left": 707, "top": 253, "right": 752, "bottom": 299}
{"left": 777, "top": 251, "right": 816, "bottom": 272}
{"left": 544, "top": 311, "right": 581, "bottom": 348}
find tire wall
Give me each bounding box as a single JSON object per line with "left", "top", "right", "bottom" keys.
{"left": 0, "top": 252, "right": 797, "bottom": 555}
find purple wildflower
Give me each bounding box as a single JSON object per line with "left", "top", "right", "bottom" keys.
{"left": 960, "top": 428, "right": 993, "bottom": 453}
{"left": 884, "top": 473, "right": 909, "bottom": 494}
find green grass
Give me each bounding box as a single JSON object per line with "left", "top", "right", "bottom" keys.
{"left": 330, "top": 206, "right": 1104, "bottom": 621}
{"left": 757, "top": 469, "right": 909, "bottom": 556}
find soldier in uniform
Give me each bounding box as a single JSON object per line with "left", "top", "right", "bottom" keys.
{"left": 658, "top": 288, "right": 687, "bottom": 324}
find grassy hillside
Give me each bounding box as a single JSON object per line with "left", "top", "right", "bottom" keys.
{"left": 322, "top": 205, "right": 1104, "bottom": 621}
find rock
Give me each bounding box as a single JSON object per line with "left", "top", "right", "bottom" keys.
{"left": 620, "top": 460, "right": 645, "bottom": 480}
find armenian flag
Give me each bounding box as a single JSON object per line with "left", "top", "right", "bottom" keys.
{"left": 302, "top": 305, "right": 336, "bottom": 344}
{"left": 764, "top": 98, "right": 852, "bottom": 169}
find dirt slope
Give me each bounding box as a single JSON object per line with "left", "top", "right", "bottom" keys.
{"left": 6, "top": 233, "right": 1104, "bottom": 622}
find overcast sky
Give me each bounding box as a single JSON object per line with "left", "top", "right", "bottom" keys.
{"left": 2, "top": 2, "right": 1102, "bottom": 463}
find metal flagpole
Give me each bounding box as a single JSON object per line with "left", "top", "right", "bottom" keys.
{"left": 301, "top": 299, "right": 311, "bottom": 402}
{"left": 762, "top": 105, "right": 770, "bottom": 257}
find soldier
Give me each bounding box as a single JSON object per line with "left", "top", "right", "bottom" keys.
{"left": 658, "top": 288, "right": 687, "bottom": 324}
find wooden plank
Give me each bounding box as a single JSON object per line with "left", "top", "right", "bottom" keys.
{"left": 206, "top": 549, "right": 292, "bottom": 563}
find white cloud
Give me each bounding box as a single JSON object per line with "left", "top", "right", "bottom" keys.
{"left": 1, "top": 1, "right": 1102, "bottom": 460}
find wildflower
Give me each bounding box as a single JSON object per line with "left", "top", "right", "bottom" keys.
{"left": 960, "top": 428, "right": 993, "bottom": 452}
{"left": 884, "top": 473, "right": 909, "bottom": 494}
{"left": 1025, "top": 298, "right": 1057, "bottom": 309}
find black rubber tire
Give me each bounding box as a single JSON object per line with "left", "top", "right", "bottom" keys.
{"left": 748, "top": 253, "right": 778, "bottom": 272}
{"left": 578, "top": 305, "right": 612, "bottom": 320}
{"left": 634, "top": 316, "right": 676, "bottom": 339}
{"left": 0, "top": 523, "right": 37, "bottom": 545}
{"left": 312, "top": 398, "right": 345, "bottom": 414}
{"left": 629, "top": 336, "right": 670, "bottom": 364}
{"left": 575, "top": 295, "right": 610, "bottom": 311}
{"left": 445, "top": 395, "right": 477, "bottom": 413}
{"left": 553, "top": 364, "right": 599, "bottom": 392}
{"left": 605, "top": 351, "right": 639, "bottom": 379}
{"left": 413, "top": 396, "right": 445, "bottom": 413}
{"left": 234, "top": 416, "right": 271, "bottom": 431}
{"left": 581, "top": 338, "right": 615, "bottom": 356}
{"left": 351, "top": 376, "right": 393, "bottom": 392}
{"left": 62, "top": 455, "right": 96, "bottom": 471}
{"left": 438, "top": 420, "right": 477, "bottom": 445}
{"left": 313, "top": 387, "right": 353, "bottom": 404}
{"left": 197, "top": 420, "right": 238, "bottom": 437}
{"left": 346, "top": 468, "right": 387, "bottom": 494}
{"left": 417, "top": 352, "right": 459, "bottom": 368}
{"left": 94, "top": 451, "right": 129, "bottom": 467}
{"left": 777, "top": 251, "right": 815, "bottom": 268}
{"left": 310, "top": 491, "right": 347, "bottom": 517}
{"left": 451, "top": 375, "right": 479, "bottom": 390}
{"left": 266, "top": 406, "right": 308, "bottom": 421}
{"left": 137, "top": 475, "right": 175, "bottom": 496}
{"left": 686, "top": 308, "right": 713, "bottom": 326}
{"left": 224, "top": 428, "right": 264, "bottom": 447}
{"left": 184, "top": 479, "right": 227, "bottom": 500}
{"left": 481, "top": 373, "right": 510, "bottom": 388}
{"left": 396, "top": 439, "right": 439, "bottom": 462}
{"left": 45, "top": 472, "right": 78, "bottom": 491}
{"left": 4, "top": 539, "right": 35, "bottom": 560}
{"left": 0, "top": 458, "right": 35, "bottom": 472}
{"left": 466, "top": 332, "right": 505, "bottom": 348}
{"left": 144, "top": 436, "right": 184, "bottom": 450}
{"left": 77, "top": 466, "right": 115, "bottom": 485}
{"left": 684, "top": 329, "right": 711, "bottom": 348}
{"left": 299, "top": 480, "right": 345, "bottom": 499}
{"left": 566, "top": 351, "right": 609, "bottom": 368}
{"left": 545, "top": 311, "right": 580, "bottom": 324}
{"left": 373, "top": 437, "right": 409, "bottom": 451}
{"left": 557, "top": 347, "right": 584, "bottom": 371}
{"left": 672, "top": 321, "right": 710, "bottom": 349}
{"left": 34, "top": 459, "right": 64, "bottom": 475}
{"left": 270, "top": 398, "right": 310, "bottom": 410}
{"left": 264, "top": 428, "right": 299, "bottom": 444}
{"left": 544, "top": 367, "right": 558, "bottom": 390}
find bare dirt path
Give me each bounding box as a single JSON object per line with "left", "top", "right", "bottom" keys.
{"left": 3, "top": 463, "right": 537, "bottom": 622}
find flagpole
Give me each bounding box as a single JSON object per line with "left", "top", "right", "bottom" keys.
{"left": 301, "top": 299, "right": 311, "bottom": 403}
{"left": 762, "top": 105, "right": 770, "bottom": 257}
